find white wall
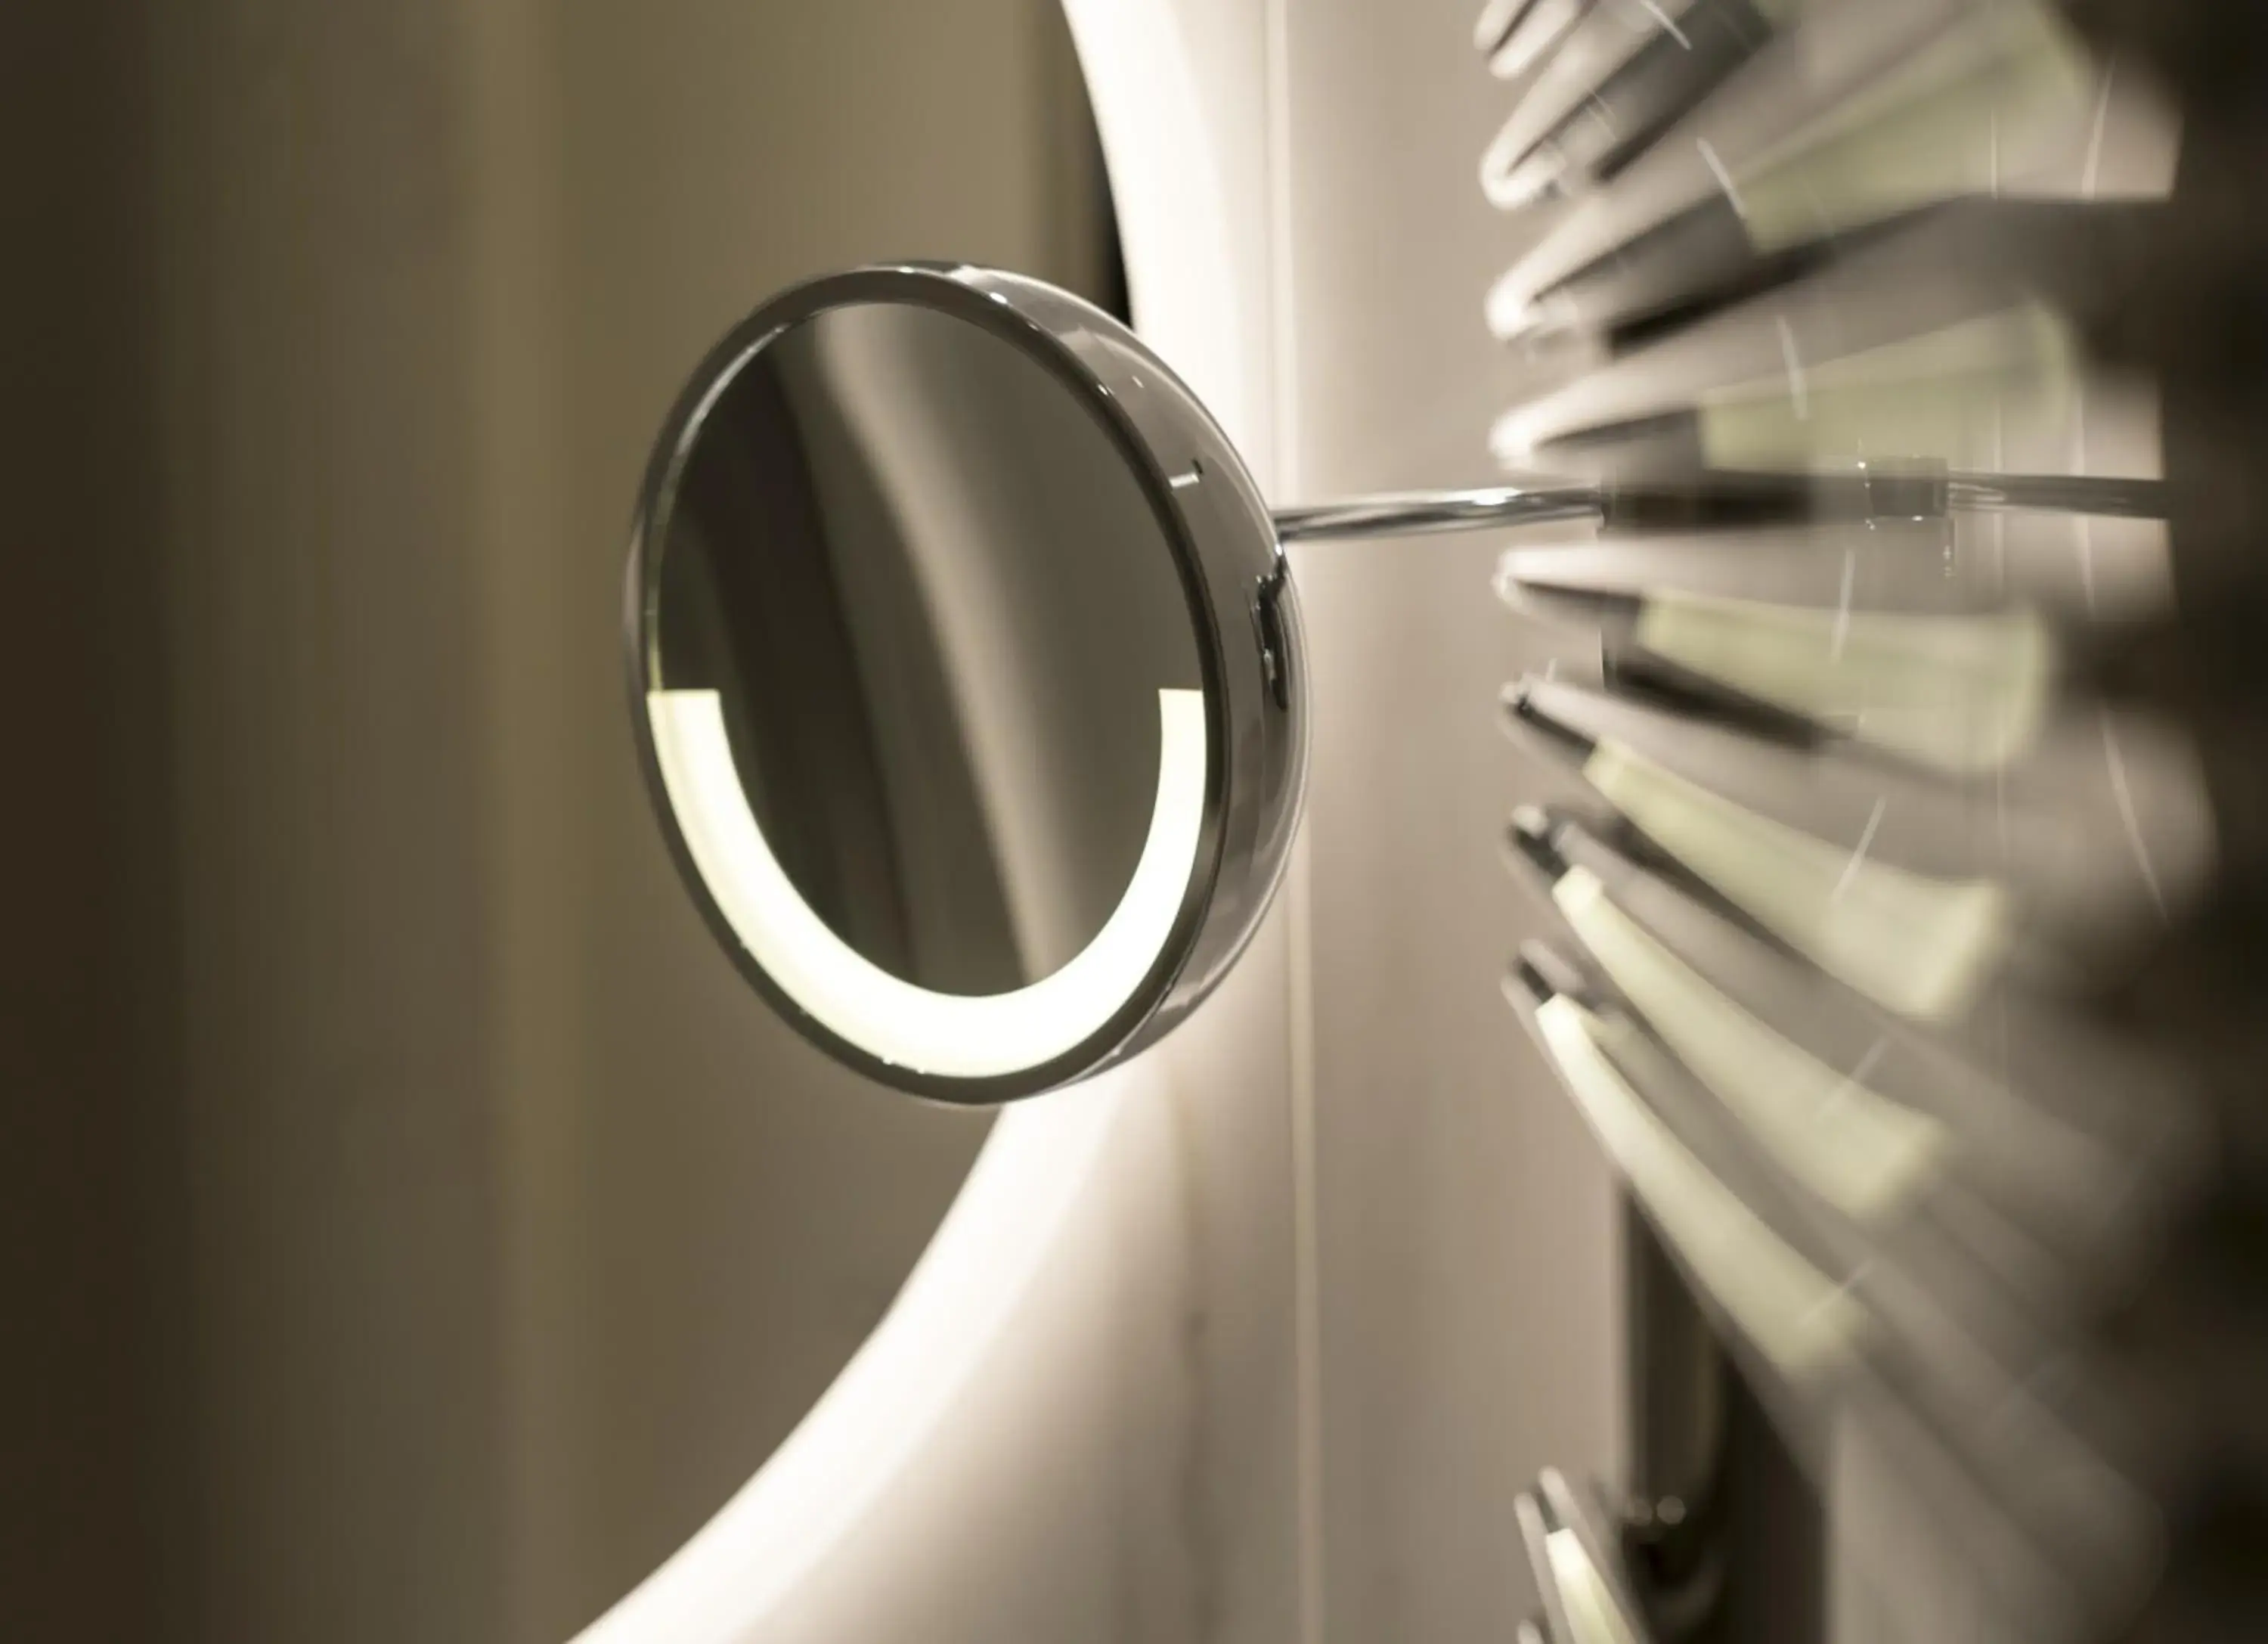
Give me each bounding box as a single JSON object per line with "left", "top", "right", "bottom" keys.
{"left": 1275, "top": 5, "right": 1625, "bottom": 1639}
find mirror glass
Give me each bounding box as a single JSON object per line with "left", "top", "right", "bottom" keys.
{"left": 647, "top": 299, "right": 1207, "bottom": 1000}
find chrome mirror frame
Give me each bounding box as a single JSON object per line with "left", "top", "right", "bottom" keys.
{"left": 623, "top": 262, "right": 1308, "bottom": 1103}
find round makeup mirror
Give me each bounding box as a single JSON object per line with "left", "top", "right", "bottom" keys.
{"left": 627, "top": 263, "right": 1307, "bottom": 1101}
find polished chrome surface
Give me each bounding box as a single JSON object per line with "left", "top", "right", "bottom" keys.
{"left": 1274, "top": 467, "right": 2168, "bottom": 545}
{"left": 1943, "top": 471, "right": 2170, "bottom": 518}
{"left": 1272, "top": 484, "right": 1605, "bottom": 541}
{"left": 648, "top": 297, "right": 1198, "bottom": 994}
{"left": 626, "top": 263, "right": 1306, "bottom": 1102}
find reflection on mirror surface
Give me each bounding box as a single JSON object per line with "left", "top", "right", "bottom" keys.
{"left": 649, "top": 299, "right": 1205, "bottom": 1001}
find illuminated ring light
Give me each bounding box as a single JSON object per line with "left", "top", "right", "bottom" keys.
{"left": 644, "top": 686, "right": 1209, "bottom": 1079}
{"left": 622, "top": 259, "right": 1303, "bottom": 1104}
{"left": 581, "top": 5, "right": 1269, "bottom": 1641}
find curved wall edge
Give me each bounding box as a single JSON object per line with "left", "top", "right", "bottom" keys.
{"left": 570, "top": 5, "right": 1302, "bottom": 1640}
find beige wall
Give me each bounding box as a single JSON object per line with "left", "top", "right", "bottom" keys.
{"left": 3, "top": 3, "right": 1129, "bottom": 1641}
{"left": 1278, "top": 5, "right": 1625, "bottom": 1638}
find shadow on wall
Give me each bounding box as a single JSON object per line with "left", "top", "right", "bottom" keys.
{"left": 0, "top": 2, "right": 1122, "bottom": 1641}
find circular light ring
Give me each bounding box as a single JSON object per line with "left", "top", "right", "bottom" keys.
{"left": 623, "top": 262, "right": 1302, "bottom": 1102}
{"left": 644, "top": 687, "right": 1208, "bottom": 1079}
